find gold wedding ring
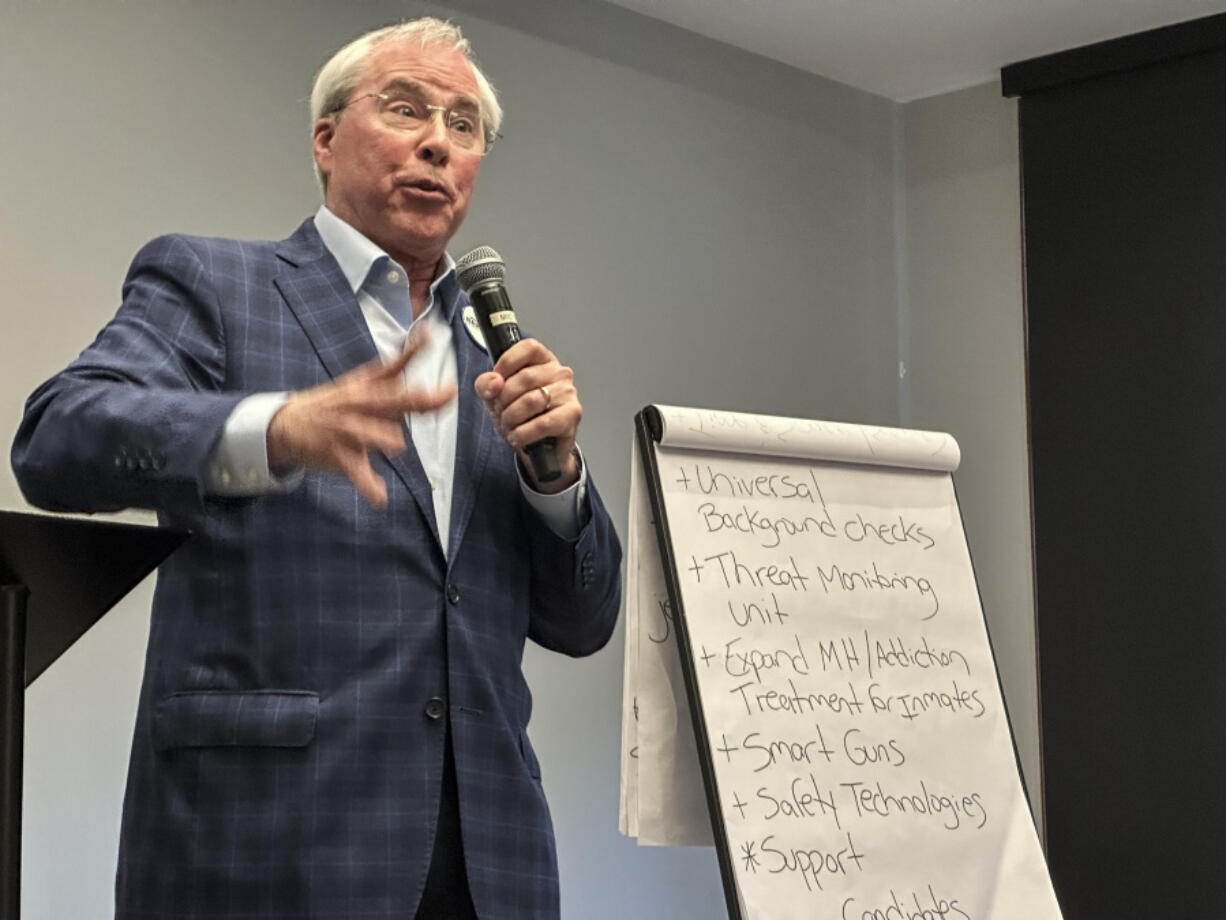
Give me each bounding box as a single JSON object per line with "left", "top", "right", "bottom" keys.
{"left": 540, "top": 385, "right": 552, "bottom": 409}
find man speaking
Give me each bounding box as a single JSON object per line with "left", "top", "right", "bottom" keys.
{"left": 12, "top": 18, "right": 621, "bottom": 920}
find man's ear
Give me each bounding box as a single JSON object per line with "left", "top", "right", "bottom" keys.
{"left": 312, "top": 118, "right": 335, "bottom": 183}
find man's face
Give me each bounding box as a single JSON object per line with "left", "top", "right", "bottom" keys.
{"left": 313, "top": 39, "right": 484, "bottom": 269}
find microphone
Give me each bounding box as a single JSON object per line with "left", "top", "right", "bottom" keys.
{"left": 455, "top": 246, "right": 561, "bottom": 483}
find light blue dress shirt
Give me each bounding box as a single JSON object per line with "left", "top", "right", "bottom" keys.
{"left": 204, "top": 206, "right": 585, "bottom": 552}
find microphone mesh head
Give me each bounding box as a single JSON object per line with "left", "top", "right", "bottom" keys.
{"left": 456, "top": 246, "right": 505, "bottom": 292}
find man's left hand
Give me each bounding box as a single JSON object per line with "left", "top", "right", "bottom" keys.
{"left": 475, "top": 338, "right": 581, "bottom": 494}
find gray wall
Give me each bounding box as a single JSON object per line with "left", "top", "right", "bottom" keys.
{"left": 2, "top": 0, "right": 1029, "bottom": 916}
{"left": 899, "top": 84, "right": 1036, "bottom": 806}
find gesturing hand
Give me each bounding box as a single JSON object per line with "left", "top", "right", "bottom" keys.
{"left": 267, "top": 334, "right": 455, "bottom": 508}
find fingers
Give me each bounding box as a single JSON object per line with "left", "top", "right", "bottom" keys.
{"left": 477, "top": 339, "right": 582, "bottom": 468}
{"left": 267, "top": 332, "right": 457, "bottom": 507}
{"left": 507, "top": 399, "right": 582, "bottom": 454}
{"left": 401, "top": 382, "right": 457, "bottom": 414}
{"left": 348, "top": 380, "right": 456, "bottom": 420}
{"left": 341, "top": 450, "right": 390, "bottom": 509}
{"left": 338, "top": 340, "right": 454, "bottom": 420}
{"left": 474, "top": 370, "right": 501, "bottom": 401}
{"left": 490, "top": 337, "right": 551, "bottom": 382}
{"left": 331, "top": 413, "right": 407, "bottom": 458}
{"left": 485, "top": 340, "right": 570, "bottom": 417}
{"left": 278, "top": 412, "right": 401, "bottom": 509}
{"left": 501, "top": 380, "right": 578, "bottom": 446}
{"left": 369, "top": 327, "right": 432, "bottom": 380}
{"left": 492, "top": 365, "right": 577, "bottom": 439}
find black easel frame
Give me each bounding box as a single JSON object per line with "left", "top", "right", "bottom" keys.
{"left": 635, "top": 407, "right": 743, "bottom": 920}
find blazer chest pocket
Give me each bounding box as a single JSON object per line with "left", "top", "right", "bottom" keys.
{"left": 153, "top": 689, "right": 319, "bottom": 750}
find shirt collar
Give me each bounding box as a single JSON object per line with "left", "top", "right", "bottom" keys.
{"left": 313, "top": 205, "right": 460, "bottom": 321}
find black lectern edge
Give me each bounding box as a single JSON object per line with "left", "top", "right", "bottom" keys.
{"left": 2, "top": 586, "right": 28, "bottom": 920}
{"left": 0, "top": 510, "right": 187, "bottom": 920}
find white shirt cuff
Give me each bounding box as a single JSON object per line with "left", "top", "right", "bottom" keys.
{"left": 518, "top": 445, "right": 588, "bottom": 540}
{"left": 204, "top": 392, "right": 304, "bottom": 495}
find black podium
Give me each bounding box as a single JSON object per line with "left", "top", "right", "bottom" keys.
{"left": 0, "top": 510, "right": 185, "bottom": 920}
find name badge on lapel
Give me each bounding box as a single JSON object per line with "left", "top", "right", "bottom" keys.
{"left": 462, "top": 305, "right": 488, "bottom": 352}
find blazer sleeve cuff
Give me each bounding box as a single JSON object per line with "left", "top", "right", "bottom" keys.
{"left": 517, "top": 445, "right": 589, "bottom": 540}
{"left": 203, "top": 392, "right": 304, "bottom": 496}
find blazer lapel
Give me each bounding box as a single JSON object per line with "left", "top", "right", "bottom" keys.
{"left": 272, "top": 220, "right": 442, "bottom": 551}
{"left": 447, "top": 299, "right": 497, "bottom": 561}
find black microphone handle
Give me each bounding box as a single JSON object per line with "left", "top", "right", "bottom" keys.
{"left": 521, "top": 439, "right": 561, "bottom": 485}
{"left": 469, "top": 284, "right": 561, "bottom": 483}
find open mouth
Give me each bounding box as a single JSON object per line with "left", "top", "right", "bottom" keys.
{"left": 401, "top": 178, "right": 453, "bottom": 201}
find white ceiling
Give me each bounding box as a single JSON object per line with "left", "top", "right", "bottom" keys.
{"left": 602, "top": 0, "right": 1226, "bottom": 101}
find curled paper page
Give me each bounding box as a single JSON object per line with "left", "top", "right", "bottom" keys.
{"left": 651, "top": 405, "right": 960, "bottom": 472}
{"left": 620, "top": 437, "right": 714, "bottom": 846}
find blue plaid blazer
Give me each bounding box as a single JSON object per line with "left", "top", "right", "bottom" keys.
{"left": 12, "top": 220, "right": 622, "bottom": 920}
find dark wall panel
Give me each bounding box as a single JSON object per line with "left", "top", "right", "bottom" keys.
{"left": 1018, "top": 31, "right": 1226, "bottom": 920}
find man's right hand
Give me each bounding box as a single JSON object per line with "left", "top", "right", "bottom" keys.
{"left": 266, "top": 334, "right": 455, "bottom": 508}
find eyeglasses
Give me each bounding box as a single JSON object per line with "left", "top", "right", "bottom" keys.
{"left": 338, "top": 91, "right": 497, "bottom": 155}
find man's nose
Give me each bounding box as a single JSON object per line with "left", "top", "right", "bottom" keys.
{"left": 416, "top": 111, "right": 452, "bottom": 164}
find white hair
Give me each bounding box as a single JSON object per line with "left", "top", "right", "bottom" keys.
{"left": 309, "top": 18, "right": 502, "bottom": 191}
